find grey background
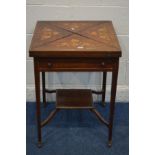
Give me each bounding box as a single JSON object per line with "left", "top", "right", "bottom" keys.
{"left": 26, "top": 0, "right": 129, "bottom": 102}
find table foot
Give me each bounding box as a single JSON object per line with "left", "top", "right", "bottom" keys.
{"left": 37, "top": 141, "right": 42, "bottom": 148}
{"left": 108, "top": 140, "right": 112, "bottom": 147}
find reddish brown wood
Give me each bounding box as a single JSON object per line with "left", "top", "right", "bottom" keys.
{"left": 29, "top": 21, "right": 122, "bottom": 147}
{"left": 92, "top": 90, "right": 103, "bottom": 94}
{"left": 38, "top": 57, "right": 118, "bottom": 72}
{"left": 52, "top": 21, "right": 100, "bottom": 33}
{"left": 42, "top": 72, "right": 46, "bottom": 107}
{"left": 90, "top": 108, "right": 109, "bottom": 127}
{"left": 29, "top": 21, "right": 121, "bottom": 58}
{"left": 102, "top": 72, "right": 107, "bottom": 106}
{"left": 56, "top": 89, "right": 94, "bottom": 109}
{"left": 34, "top": 58, "right": 42, "bottom": 147}
{"left": 41, "top": 109, "right": 59, "bottom": 127}
{"left": 108, "top": 62, "right": 119, "bottom": 147}
{"left": 45, "top": 89, "right": 56, "bottom": 93}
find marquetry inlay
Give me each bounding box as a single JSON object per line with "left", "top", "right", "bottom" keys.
{"left": 41, "top": 27, "right": 60, "bottom": 40}
{"left": 29, "top": 21, "right": 122, "bottom": 148}
{"left": 79, "top": 23, "right": 119, "bottom": 48}
{"left": 53, "top": 35, "right": 99, "bottom": 49}
{"left": 53, "top": 21, "right": 98, "bottom": 32}
{"left": 30, "top": 21, "right": 121, "bottom": 53}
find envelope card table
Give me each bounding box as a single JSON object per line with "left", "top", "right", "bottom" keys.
{"left": 29, "top": 21, "right": 122, "bottom": 147}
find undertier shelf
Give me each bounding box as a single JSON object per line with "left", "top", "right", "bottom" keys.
{"left": 56, "top": 89, "right": 94, "bottom": 109}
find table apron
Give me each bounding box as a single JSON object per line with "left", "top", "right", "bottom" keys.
{"left": 36, "top": 58, "right": 119, "bottom": 72}
{"left": 38, "top": 68, "right": 114, "bottom": 72}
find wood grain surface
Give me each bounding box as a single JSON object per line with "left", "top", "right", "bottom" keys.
{"left": 29, "top": 21, "right": 121, "bottom": 58}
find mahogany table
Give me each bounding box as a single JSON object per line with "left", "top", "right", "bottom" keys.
{"left": 29, "top": 21, "right": 122, "bottom": 147}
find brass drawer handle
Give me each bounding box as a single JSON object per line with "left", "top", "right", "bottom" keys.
{"left": 47, "top": 63, "right": 52, "bottom": 67}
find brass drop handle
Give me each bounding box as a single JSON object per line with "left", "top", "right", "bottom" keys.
{"left": 101, "top": 62, "right": 105, "bottom": 66}
{"left": 48, "top": 62, "right": 52, "bottom": 67}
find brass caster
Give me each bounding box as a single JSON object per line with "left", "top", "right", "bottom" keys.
{"left": 108, "top": 140, "right": 112, "bottom": 147}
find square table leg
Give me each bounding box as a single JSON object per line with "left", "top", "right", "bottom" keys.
{"left": 102, "top": 72, "right": 107, "bottom": 106}
{"left": 42, "top": 72, "right": 46, "bottom": 107}
{"left": 108, "top": 64, "right": 119, "bottom": 147}
{"left": 34, "top": 59, "right": 42, "bottom": 147}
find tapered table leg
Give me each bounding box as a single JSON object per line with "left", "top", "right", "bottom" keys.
{"left": 42, "top": 72, "right": 46, "bottom": 107}
{"left": 34, "top": 59, "right": 42, "bottom": 147}
{"left": 108, "top": 64, "right": 119, "bottom": 147}
{"left": 102, "top": 72, "right": 107, "bottom": 106}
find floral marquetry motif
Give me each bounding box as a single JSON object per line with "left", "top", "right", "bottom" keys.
{"left": 79, "top": 23, "right": 120, "bottom": 48}
{"left": 31, "top": 22, "right": 72, "bottom": 49}
{"left": 29, "top": 21, "right": 121, "bottom": 56}
{"left": 29, "top": 21, "right": 122, "bottom": 148}
{"left": 53, "top": 35, "right": 102, "bottom": 49}
{"left": 40, "top": 27, "right": 60, "bottom": 40}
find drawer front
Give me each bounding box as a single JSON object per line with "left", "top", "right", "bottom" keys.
{"left": 38, "top": 58, "right": 117, "bottom": 71}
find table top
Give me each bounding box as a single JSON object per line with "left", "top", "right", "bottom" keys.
{"left": 29, "top": 21, "right": 121, "bottom": 58}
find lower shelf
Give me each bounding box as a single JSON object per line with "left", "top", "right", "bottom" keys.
{"left": 56, "top": 89, "right": 94, "bottom": 109}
